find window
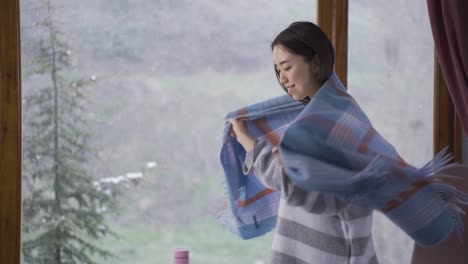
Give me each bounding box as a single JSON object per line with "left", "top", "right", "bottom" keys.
{"left": 3, "top": 1, "right": 452, "bottom": 263}
{"left": 19, "top": 1, "right": 316, "bottom": 263}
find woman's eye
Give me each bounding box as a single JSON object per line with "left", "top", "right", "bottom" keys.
{"left": 284, "top": 66, "right": 292, "bottom": 71}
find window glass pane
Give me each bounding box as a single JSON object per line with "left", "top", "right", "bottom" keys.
{"left": 349, "top": 1, "right": 434, "bottom": 263}
{"left": 20, "top": 1, "right": 316, "bottom": 263}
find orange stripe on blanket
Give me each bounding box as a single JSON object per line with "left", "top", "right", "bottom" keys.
{"left": 358, "top": 127, "right": 375, "bottom": 153}
{"left": 380, "top": 179, "right": 432, "bottom": 213}
{"left": 236, "top": 188, "right": 276, "bottom": 208}
{"left": 253, "top": 117, "right": 281, "bottom": 146}
{"left": 238, "top": 107, "right": 249, "bottom": 116}
{"left": 357, "top": 128, "right": 408, "bottom": 168}
{"left": 379, "top": 169, "right": 466, "bottom": 213}
{"left": 396, "top": 155, "right": 408, "bottom": 167}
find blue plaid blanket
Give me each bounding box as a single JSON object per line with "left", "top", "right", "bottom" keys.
{"left": 215, "top": 73, "right": 468, "bottom": 246}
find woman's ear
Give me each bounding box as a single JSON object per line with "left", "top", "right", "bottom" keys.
{"left": 311, "top": 54, "right": 323, "bottom": 81}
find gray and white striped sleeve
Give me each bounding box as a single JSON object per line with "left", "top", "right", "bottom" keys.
{"left": 243, "top": 138, "right": 282, "bottom": 191}
{"left": 243, "top": 138, "right": 349, "bottom": 216}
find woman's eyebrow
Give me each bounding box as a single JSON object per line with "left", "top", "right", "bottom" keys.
{"left": 274, "top": 60, "right": 291, "bottom": 66}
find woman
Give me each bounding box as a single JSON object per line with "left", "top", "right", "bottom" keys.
{"left": 229, "top": 21, "right": 379, "bottom": 264}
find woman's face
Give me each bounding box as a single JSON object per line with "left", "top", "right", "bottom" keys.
{"left": 273, "top": 44, "right": 320, "bottom": 101}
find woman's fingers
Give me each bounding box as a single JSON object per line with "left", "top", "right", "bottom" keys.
{"left": 229, "top": 119, "right": 240, "bottom": 138}
{"left": 229, "top": 118, "right": 247, "bottom": 135}
{"left": 272, "top": 146, "right": 283, "bottom": 166}
{"left": 272, "top": 146, "right": 278, "bottom": 154}
{"left": 229, "top": 118, "right": 242, "bottom": 127}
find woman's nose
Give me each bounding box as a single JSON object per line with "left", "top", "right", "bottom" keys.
{"left": 280, "top": 73, "right": 288, "bottom": 84}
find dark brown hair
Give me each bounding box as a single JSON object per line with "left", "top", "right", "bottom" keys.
{"left": 271, "top": 21, "right": 335, "bottom": 104}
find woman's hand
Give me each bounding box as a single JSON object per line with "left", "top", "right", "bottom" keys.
{"left": 229, "top": 118, "right": 254, "bottom": 152}
{"left": 272, "top": 146, "right": 283, "bottom": 166}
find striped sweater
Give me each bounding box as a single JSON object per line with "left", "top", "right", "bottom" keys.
{"left": 243, "top": 138, "right": 379, "bottom": 264}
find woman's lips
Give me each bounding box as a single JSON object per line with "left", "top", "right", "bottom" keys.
{"left": 287, "top": 85, "right": 295, "bottom": 94}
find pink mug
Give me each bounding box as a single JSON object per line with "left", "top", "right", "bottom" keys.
{"left": 174, "top": 249, "right": 189, "bottom": 264}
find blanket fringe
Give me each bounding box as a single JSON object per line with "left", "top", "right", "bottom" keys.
{"left": 434, "top": 182, "right": 468, "bottom": 241}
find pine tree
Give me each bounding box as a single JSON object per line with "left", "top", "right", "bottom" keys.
{"left": 22, "top": 1, "right": 116, "bottom": 263}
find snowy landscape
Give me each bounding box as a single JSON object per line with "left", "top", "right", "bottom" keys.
{"left": 21, "top": 0, "right": 434, "bottom": 263}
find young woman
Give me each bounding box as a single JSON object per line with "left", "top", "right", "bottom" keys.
{"left": 229, "top": 21, "right": 379, "bottom": 264}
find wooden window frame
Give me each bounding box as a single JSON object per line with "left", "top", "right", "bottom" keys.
{"left": 0, "top": 0, "right": 459, "bottom": 262}
{"left": 317, "top": 0, "right": 348, "bottom": 87}
{"left": 433, "top": 57, "right": 462, "bottom": 160}
{"left": 0, "top": 0, "right": 22, "bottom": 263}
